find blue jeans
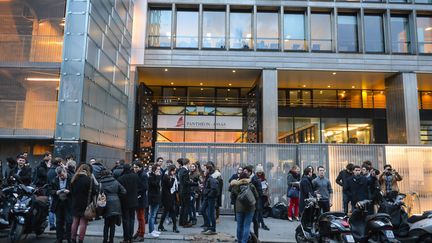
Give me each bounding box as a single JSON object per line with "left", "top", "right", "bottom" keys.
{"left": 49, "top": 196, "right": 56, "bottom": 227}
{"left": 148, "top": 203, "right": 160, "bottom": 233}
{"left": 201, "top": 198, "right": 216, "bottom": 231}
{"left": 189, "top": 192, "right": 196, "bottom": 220}
{"left": 236, "top": 211, "right": 254, "bottom": 243}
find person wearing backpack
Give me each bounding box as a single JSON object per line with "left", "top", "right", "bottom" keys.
{"left": 230, "top": 172, "right": 259, "bottom": 243}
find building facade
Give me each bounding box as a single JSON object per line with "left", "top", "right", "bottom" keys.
{"left": 1, "top": 0, "right": 432, "bottom": 164}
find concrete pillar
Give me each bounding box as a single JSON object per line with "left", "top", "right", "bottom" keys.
{"left": 259, "top": 69, "right": 278, "bottom": 144}
{"left": 385, "top": 72, "right": 420, "bottom": 144}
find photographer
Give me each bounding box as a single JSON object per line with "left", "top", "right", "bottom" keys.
{"left": 379, "top": 164, "right": 402, "bottom": 199}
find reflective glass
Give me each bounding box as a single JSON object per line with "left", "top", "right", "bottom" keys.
{"left": 230, "top": 12, "right": 253, "bottom": 49}
{"left": 391, "top": 16, "right": 410, "bottom": 53}
{"left": 312, "top": 90, "right": 337, "bottom": 107}
{"left": 278, "top": 117, "right": 295, "bottom": 143}
{"left": 348, "top": 118, "right": 372, "bottom": 144}
{"left": 257, "top": 12, "right": 279, "bottom": 50}
{"left": 203, "top": 11, "right": 226, "bottom": 49}
{"left": 284, "top": 13, "right": 306, "bottom": 51}
{"left": 338, "top": 15, "right": 358, "bottom": 52}
{"left": 416, "top": 0, "right": 432, "bottom": 3}
{"left": 321, "top": 118, "right": 348, "bottom": 143}
{"left": 417, "top": 17, "right": 432, "bottom": 54}
{"left": 311, "top": 13, "right": 332, "bottom": 51}
{"left": 294, "top": 117, "right": 320, "bottom": 143}
{"left": 148, "top": 9, "right": 172, "bottom": 47}
{"left": 176, "top": 11, "right": 198, "bottom": 48}
{"left": 364, "top": 15, "right": 384, "bottom": 53}
{"left": 373, "top": 90, "right": 386, "bottom": 108}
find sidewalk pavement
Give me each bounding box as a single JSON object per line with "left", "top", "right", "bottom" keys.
{"left": 45, "top": 215, "right": 298, "bottom": 243}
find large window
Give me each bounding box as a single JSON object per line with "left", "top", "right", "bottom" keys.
{"left": 311, "top": 13, "right": 332, "bottom": 52}
{"left": 284, "top": 13, "right": 306, "bottom": 51}
{"left": 203, "top": 11, "right": 226, "bottom": 49}
{"left": 176, "top": 10, "right": 198, "bottom": 48}
{"left": 230, "top": 12, "right": 253, "bottom": 49}
{"left": 257, "top": 12, "right": 279, "bottom": 50}
{"left": 364, "top": 15, "right": 385, "bottom": 53}
{"left": 338, "top": 14, "right": 358, "bottom": 52}
{"left": 417, "top": 16, "right": 432, "bottom": 54}
{"left": 391, "top": 15, "right": 410, "bottom": 53}
{"left": 148, "top": 9, "right": 172, "bottom": 48}
{"left": 322, "top": 118, "right": 348, "bottom": 143}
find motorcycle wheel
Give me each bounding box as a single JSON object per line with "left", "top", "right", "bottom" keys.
{"left": 295, "top": 225, "right": 309, "bottom": 243}
{"left": 9, "top": 221, "right": 24, "bottom": 243}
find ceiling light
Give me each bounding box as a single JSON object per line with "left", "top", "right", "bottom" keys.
{"left": 352, "top": 86, "right": 355, "bottom": 88}
{"left": 426, "top": 27, "right": 432, "bottom": 31}
{"left": 302, "top": 85, "right": 306, "bottom": 88}
{"left": 164, "top": 68, "right": 168, "bottom": 72}
{"left": 200, "top": 82, "right": 203, "bottom": 86}
{"left": 332, "top": 72, "right": 337, "bottom": 75}
{"left": 229, "top": 83, "right": 232, "bottom": 86}
{"left": 25, "top": 77, "right": 60, "bottom": 82}
{"left": 232, "top": 70, "right": 236, "bottom": 73}
{"left": 170, "top": 82, "right": 174, "bottom": 85}
{"left": 327, "top": 85, "right": 331, "bottom": 88}
{"left": 200, "top": 88, "right": 203, "bottom": 91}
{"left": 227, "top": 89, "right": 230, "bottom": 91}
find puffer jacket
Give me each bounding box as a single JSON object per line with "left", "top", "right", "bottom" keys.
{"left": 100, "top": 175, "right": 126, "bottom": 218}
{"left": 203, "top": 172, "right": 219, "bottom": 199}
{"left": 230, "top": 178, "right": 259, "bottom": 213}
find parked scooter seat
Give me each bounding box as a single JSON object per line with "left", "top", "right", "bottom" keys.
{"left": 318, "top": 211, "right": 346, "bottom": 221}
{"left": 408, "top": 214, "right": 428, "bottom": 224}
{"left": 366, "top": 213, "right": 391, "bottom": 222}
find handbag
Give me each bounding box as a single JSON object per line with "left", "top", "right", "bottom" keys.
{"left": 97, "top": 183, "right": 106, "bottom": 208}
{"left": 288, "top": 187, "right": 299, "bottom": 198}
{"left": 84, "top": 178, "right": 96, "bottom": 220}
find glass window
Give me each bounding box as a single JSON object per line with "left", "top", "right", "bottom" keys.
{"left": 176, "top": 11, "right": 198, "bottom": 48}
{"left": 157, "top": 130, "right": 185, "bottom": 142}
{"left": 148, "top": 9, "right": 172, "bottom": 47}
{"left": 203, "top": 11, "right": 226, "bottom": 49}
{"left": 416, "top": 0, "right": 432, "bottom": 3}
{"left": 257, "top": 12, "right": 279, "bottom": 50}
{"left": 338, "top": 15, "right": 358, "bottom": 52}
{"left": 322, "top": 118, "right": 348, "bottom": 143}
{"left": 312, "top": 89, "right": 337, "bottom": 108}
{"left": 373, "top": 90, "right": 386, "bottom": 108}
{"left": 278, "top": 90, "right": 287, "bottom": 106}
{"left": 294, "top": 117, "right": 320, "bottom": 143}
{"left": 216, "top": 88, "right": 239, "bottom": 103}
{"left": 288, "top": 90, "right": 312, "bottom": 107}
{"left": 389, "top": 0, "right": 407, "bottom": 2}
{"left": 391, "top": 15, "right": 410, "bottom": 53}
{"left": 185, "top": 131, "right": 215, "bottom": 142}
{"left": 284, "top": 13, "right": 306, "bottom": 51}
{"left": 348, "top": 119, "right": 372, "bottom": 144}
{"left": 417, "top": 16, "right": 432, "bottom": 54}
{"left": 230, "top": 12, "right": 253, "bottom": 49}
{"left": 163, "top": 87, "right": 186, "bottom": 98}
{"left": 364, "top": 15, "right": 385, "bottom": 53}
{"left": 362, "top": 90, "right": 373, "bottom": 108}
{"left": 278, "top": 117, "right": 295, "bottom": 143}
{"left": 311, "top": 13, "right": 332, "bottom": 51}
{"left": 188, "top": 87, "right": 215, "bottom": 105}
{"left": 420, "top": 91, "right": 432, "bottom": 109}
{"left": 158, "top": 106, "right": 185, "bottom": 115}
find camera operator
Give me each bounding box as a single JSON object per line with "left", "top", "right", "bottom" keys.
{"left": 379, "top": 164, "right": 402, "bottom": 199}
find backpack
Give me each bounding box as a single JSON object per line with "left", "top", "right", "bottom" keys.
{"left": 271, "top": 202, "right": 288, "bottom": 219}
{"left": 237, "top": 184, "right": 256, "bottom": 207}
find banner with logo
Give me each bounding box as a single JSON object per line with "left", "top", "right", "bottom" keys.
{"left": 157, "top": 115, "right": 243, "bottom": 130}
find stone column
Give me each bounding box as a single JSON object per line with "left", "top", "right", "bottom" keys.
{"left": 385, "top": 72, "right": 420, "bottom": 144}
{"left": 259, "top": 69, "right": 279, "bottom": 144}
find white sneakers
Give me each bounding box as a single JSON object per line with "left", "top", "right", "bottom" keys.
{"left": 150, "top": 230, "right": 160, "bottom": 238}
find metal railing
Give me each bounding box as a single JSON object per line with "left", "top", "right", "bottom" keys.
{"left": 153, "top": 96, "right": 250, "bottom": 106}
{"left": 0, "top": 100, "right": 57, "bottom": 137}
{"left": 279, "top": 98, "right": 386, "bottom": 109}
{"left": 0, "top": 35, "right": 63, "bottom": 63}
{"left": 156, "top": 142, "right": 432, "bottom": 214}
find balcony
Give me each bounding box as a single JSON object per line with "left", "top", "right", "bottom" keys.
{"left": 0, "top": 100, "right": 57, "bottom": 138}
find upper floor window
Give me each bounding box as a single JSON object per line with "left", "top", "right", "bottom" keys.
{"left": 417, "top": 16, "right": 432, "bottom": 54}
{"left": 203, "top": 10, "right": 226, "bottom": 49}
{"left": 390, "top": 15, "right": 411, "bottom": 53}
{"left": 176, "top": 10, "right": 198, "bottom": 48}
{"left": 148, "top": 9, "right": 172, "bottom": 48}
{"left": 257, "top": 11, "right": 279, "bottom": 50}
{"left": 364, "top": 14, "right": 385, "bottom": 53}
{"left": 338, "top": 14, "right": 358, "bottom": 52}
{"left": 230, "top": 11, "right": 253, "bottom": 50}
{"left": 284, "top": 13, "right": 306, "bottom": 51}
{"left": 311, "top": 13, "right": 332, "bottom": 52}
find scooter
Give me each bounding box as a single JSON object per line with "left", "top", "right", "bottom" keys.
{"left": 9, "top": 183, "right": 49, "bottom": 243}
{"left": 379, "top": 193, "right": 432, "bottom": 243}
{"left": 295, "top": 196, "right": 354, "bottom": 243}
{"left": 349, "top": 200, "right": 398, "bottom": 243}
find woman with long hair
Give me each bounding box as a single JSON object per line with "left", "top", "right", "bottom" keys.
{"left": 70, "top": 164, "right": 96, "bottom": 243}
{"left": 255, "top": 165, "right": 270, "bottom": 230}
{"left": 287, "top": 165, "right": 301, "bottom": 221}
{"left": 158, "top": 165, "right": 179, "bottom": 233}
{"left": 148, "top": 164, "right": 162, "bottom": 237}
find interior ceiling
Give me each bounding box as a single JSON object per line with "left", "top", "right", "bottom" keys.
{"left": 139, "top": 68, "right": 261, "bottom": 87}
{"left": 417, "top": 73, "right": 432, "bottom": 90}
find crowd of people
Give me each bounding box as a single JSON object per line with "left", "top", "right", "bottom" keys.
{"left": 1, "top": 151, "right": 403, "bottom": 243}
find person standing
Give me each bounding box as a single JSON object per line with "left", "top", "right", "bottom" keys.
{"left": 312, "top": 166, "right": 333, "bottom": 213}
{"left": 70, "top": 164, "right": 96, "bottom": 243}
{"left": 336, "top": 163, "right": 354, "bottom": 214}
{"left": 50, "top": 167, "right": 72, "bottom": 243}
{"left": 230, "top": 172, "right": 259, "bottom": 243}
{"left": 379, "top": 164, "right": 403, "bottom": 199}
{"left": 34, "top": 152, "right": 51, "bottom": 187}
{"left": 201, "top": 162, "right": 219, "bottom": 235}
{"left": 229, "top": 166, "right": 243, "bottom": 220}
{"left": 286, "top": 165, "right": 301, "bottom": 221}
{"left": 12, "top": 155, "right": 32, "bottom": 186}
{"left": 148, "top": 164, "right": 162, "bottom": 237}
{"left": 255, "top": 165, "right": 270, "bottom": 230}
{"left": 132, "top": 161, "right": 148, "bottom": 242}
{"left": 346, "top": 165, "right": 370, "bottom": 209}
{"left": 243, "top": 165, "right": 262, "bottom": 238}
{"left": 99, "top": 169, "right": 126, "bottom": 243}
{"left": 117, "top": 164, "right": 140, "bottom": 243}
{"left": 47, "top": 157, "right": 62, "bottom": 231}
{"left": 159, "top": 165, "right": 179, "bottom": 233}
{"left": 299, "top": 167, "right": 315, "bottom": 214}
{"left": 189, "top": 163, "right": 200, "bottom": 225}
{"left": 90, "top": 159, "right": 105, "bottom": 182}
{"left": 177, "top": 158, "right": 196, "bottom": 227}
{"left": 212, "top": 169, "right": 223, "bottom": 224}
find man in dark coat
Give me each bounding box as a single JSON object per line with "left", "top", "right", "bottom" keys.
{"left": 118, "top": 164, "right": 139, "bottom": 243}
{"left": 50, "top": 167, "right": 72, "bottom": 243}
{"left": 112, "top": 160, "right": 125, "bottom": 179}
{"left": 132, "top": 161, "right": 148, "bottom": 241}
{"left": 47, "top": 157, "right": 62, "bottom": 186}
{"left": 177, "top": 158, "right": 197, "bottom": 227}
{"left": 336, "top": 163, "right": 354, "bottom": 214}
{"left": 12, "top": 155, "right": 32, "bottom": 186}
{"left": 34, "top": 158, "right": 49, "bottom": 187}
{"left": 299, "top": 167, "right": 315, "bottom": 214}
{"left": 90, "top": 159, "right": 105, "bottom": 182}
{"left": 201, "top": 162, "right": 219, "bottom": 235}
{"left": 346, "top": 165, "right": 371, "bottom": 209}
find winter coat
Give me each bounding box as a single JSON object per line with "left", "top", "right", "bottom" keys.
{"left": 92, "top": 162, "right": 105, "bottom": 181}
{"left": 117, "top": 171, "right": 139, "bottom": 209}
{"left": 161, "top": 174, "right": 176, "bottom": 209}
{"left": 211, "top": 171, "right": 223, "bottom": 207}
{"left": 189, "top": 170, "right": 201, "bottom": 194}
{"left": 136, "top": 170, "right": 149, "bottom": 209}
{"left": 34, "top": 161, "right": 48, "bottom": 187}
{"left": 50, "top": 176, "right": 72, "bottom": 212}
{"left": 71, "top": 173, "right": 97, "bottom": 217}
{"left": 112, "top": 165, "right": 124, "bottom": 179}
{"left": 100, "top": 175, "right": 126, "bottom": 218}
{"left": 178, "top": 167, "right": 193, "bottom": 196}
{"left": 379, "top": 172, "right": 403, "bottom": 195}
{"left": 335, "top": 169, "right": 353, "bottom": 193}
{"left": 47, "top": 165, "right": 59, "bottom": 186}
{"left": 299, "top": 176, "right": 315, "bottom": 213}
{"left": 148, "top": 173, "right": 161, "bottom": 205}
{"left": 13, "top": 166, "right": 32, "bottom": 186}
{"left": 203, "top": 173, "right": 219, "bottom": 199}
{"left": 287, "top": 170, "right": 301, "bottom": 191}
{"left": 230, "top": 178, "right": 259, "bottom": 213}
{"left": 346, "top": 175, "right": 371, "bottom": 206}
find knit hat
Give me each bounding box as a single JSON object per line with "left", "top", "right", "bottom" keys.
{"left": 255, "top": 164, "right": 264, "bottom": 173}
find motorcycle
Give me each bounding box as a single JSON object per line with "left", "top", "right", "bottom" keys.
{"left": 349, "top": 200, "right": 398, "bottom": 243}
{"left": 9, "top": 184, "right": 49, "bottom": 243}
{"left": 379, "top": 193, "right": 432, "bottom": 243}
{"left": 295, "top": 196, "right": 354, "bottom": 243}
{"left": 0, "top": 184, "right": 20, "bottom": 228}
